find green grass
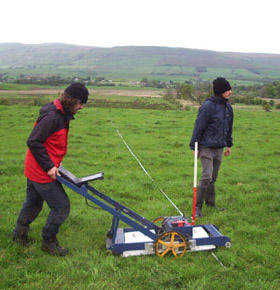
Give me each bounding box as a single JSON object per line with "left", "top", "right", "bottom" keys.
{"left": 0, "top": 83, "right": 51, "bottom": 90}
{"left": 2, "top": 64, "right": 280, "bottom": 84}
{"left": 0, "top": 103, "right": 279, "bottom": 289}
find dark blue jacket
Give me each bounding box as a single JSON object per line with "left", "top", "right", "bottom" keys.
{"left": 189, "top": 95, "right": 233, "bottom": 150}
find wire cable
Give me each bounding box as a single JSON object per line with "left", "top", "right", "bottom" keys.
{"left": 112, "top": 122, "right": 184, "bottom": 217}
{"left": 211, "top": 252, "right": 226, "bottom": 268}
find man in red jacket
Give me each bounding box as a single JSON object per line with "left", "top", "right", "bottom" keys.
{"left": 13, "top": 83, "right": 89, "bottom": 256}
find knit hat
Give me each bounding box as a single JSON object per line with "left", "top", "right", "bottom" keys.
{"left": 64, "top": 83, "right": 89, "bottom": 104}
{"left": 213, "top": 77, "right": 232, "bottom": 95}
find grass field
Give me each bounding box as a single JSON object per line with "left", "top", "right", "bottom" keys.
{"left": 0, "top": 98, "right": 279, "bottom": 289}
{"left": 1, "top": 62, "right": 280, "bottom": 85}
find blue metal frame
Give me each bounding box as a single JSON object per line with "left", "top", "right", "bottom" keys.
{"left": 57, "top": 171, "right": 231, "bottom": 255}
{"left": 57, "top": 175, "right": 159, "bottom": 243}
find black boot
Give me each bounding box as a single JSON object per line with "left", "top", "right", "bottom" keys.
{"left": 205, "top": 182, "right": 216, "bottom": 207}
{"left": 13, "top": 233, "right": 30, "bottom": 246}
{"left": 195, "top": 186, "right": 207, "bottom": 218}
{"left": 195, "top": 207, "right": 203, "bottom": 218}
{"left": 205, "top": 183, "right": 226, "bottom": 211}
{"left": 42, "top": 236, "right": 68, "bottom": 256}
{"left": 13, "top": 227, "right": 30, "bottom": 246}
{"left": 209, "top": 205, "right": 226, "bottom": 211}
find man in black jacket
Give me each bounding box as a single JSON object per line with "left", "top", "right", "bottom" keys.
{"left": 190, "top": 77, "right": 234, "bottom": 218}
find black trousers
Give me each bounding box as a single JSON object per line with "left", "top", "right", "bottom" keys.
{"left": 14, "top": 178, "right": 70, "bottom": 239}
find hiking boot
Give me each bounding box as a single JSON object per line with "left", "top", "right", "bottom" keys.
{"left": 206, "top": 203, "right": 226, "bottom": 211}
{"left": 42, "top": 237, "right": 68, "bottom": 256}
{"left": 13, "top": 234, "right": 30, "bottom": 246}
{"left": 196, "top": 186, "right": 207, "bottom": 218}
{"left": 214, "top": 205, "right": 226, "bottom": 211}
{"left": 195, "top": 207, "right": 203, "bottom": 218}
{"left": 205, "top": 182, "right": 216, "bottom": 207}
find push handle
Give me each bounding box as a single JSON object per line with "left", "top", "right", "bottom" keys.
{"left": 58, "top": 166, "right": 104, "bottom": 186}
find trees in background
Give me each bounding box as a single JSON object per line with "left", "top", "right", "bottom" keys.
{"left": 176, "top": 82, "right": 212, "bottom": 105}
{"left": 163, "top": 81, "right": 280, "bottom": 112}
{"left": 261, "top": 82, "right": 280, "bottom": 99}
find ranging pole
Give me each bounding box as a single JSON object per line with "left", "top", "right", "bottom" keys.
{"left": 192, "top": 142, "right": 198, "bottom": 225}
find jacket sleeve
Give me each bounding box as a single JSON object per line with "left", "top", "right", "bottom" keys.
{"left": 189, "top": 102, "right": 211, "bottom": 150}
{"left": 26, "top": 114, "right": 58, "bottom": 172}
{"left": 226, "top": 106, "right": 234, "bottom": 147}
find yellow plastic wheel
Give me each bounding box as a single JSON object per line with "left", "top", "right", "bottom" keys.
{"left": 152, "top": 216, "right": 165, "bottom": 226}
{"left": 155, "top": 231, "right": 187, "bottom": 258}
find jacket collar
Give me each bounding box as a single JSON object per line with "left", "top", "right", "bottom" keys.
{"left": 53, "top": 99, "right": 65, "bottom": 113}
{"left": 211, "top": 95, "right": 229, "bottom": 104}
{"left": 53, "top": 99, "right": 74, "bottom": 120}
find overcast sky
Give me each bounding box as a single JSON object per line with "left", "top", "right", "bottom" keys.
{"left": 1, "top": 0, "right": 279, "bottom": 54}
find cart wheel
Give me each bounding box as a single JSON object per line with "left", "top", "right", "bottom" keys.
{"left": 155, "top": 231, "right": 187, "bottom": 258}
{"left": 152, "top": 216, "right": 165, "bottom": 226}
{"left": 225, "top": 241, "right": 231, "bottom": 248}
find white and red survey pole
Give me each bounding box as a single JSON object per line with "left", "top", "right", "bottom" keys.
{"left": 192, "top": 142, "right": 198, "bottom": 225}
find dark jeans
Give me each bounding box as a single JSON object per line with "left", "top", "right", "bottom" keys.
{"left": 14, "top": 179, "right": 70, "bottom": 239}
{"left": 196, "top": 145, "right": 223, "bottom": 207}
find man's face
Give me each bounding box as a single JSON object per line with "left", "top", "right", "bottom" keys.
{"left": 222, "top": 90, "right": 232, "bottom": 100}
{"left": 72, "top": 102, "right": 84, "bottom": 114}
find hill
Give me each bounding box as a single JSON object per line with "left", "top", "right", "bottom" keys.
{"left": 1, "top": 43, "right": 280, "bottom": 84}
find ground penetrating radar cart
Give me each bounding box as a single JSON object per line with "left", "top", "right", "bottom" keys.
{"left": 57, "top": 166, "right": 231, "bottom": 258}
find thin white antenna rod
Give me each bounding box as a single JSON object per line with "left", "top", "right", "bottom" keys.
{"left": 211, "top": 252, "right": 226, "bottom": 268}
{"left": 113, "top": 123, "right": 184, "bottom": 217}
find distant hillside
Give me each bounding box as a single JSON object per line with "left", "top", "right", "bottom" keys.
{"left": 1, "top": 43, "right": 280, "bottom": 83}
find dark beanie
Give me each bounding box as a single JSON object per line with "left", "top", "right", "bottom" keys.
{"left": 64, "top": 83, "right": 89, "bottom": 104}
{"left": 213, "top": 77, "right": 232, "bottom": 95}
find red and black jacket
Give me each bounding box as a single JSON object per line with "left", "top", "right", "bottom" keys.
{"left": 24, "top": 99, "right": 74, "bottom": 183}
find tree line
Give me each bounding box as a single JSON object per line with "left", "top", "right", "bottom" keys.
{"left": 164, "top": 82, "right": 280, "bottom": 111}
